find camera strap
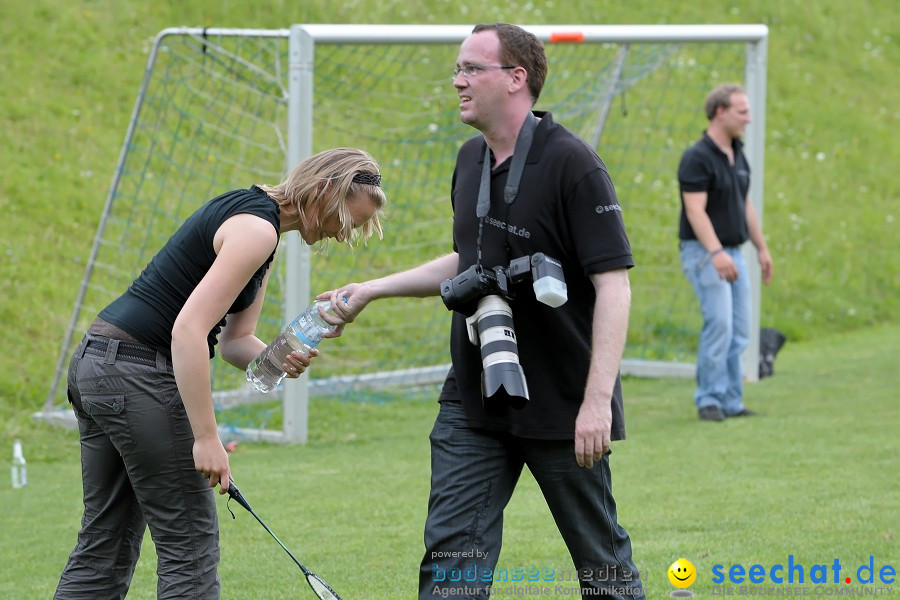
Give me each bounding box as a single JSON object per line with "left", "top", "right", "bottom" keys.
{"left": 476, "top": 111, "right": 537, "bottom": 219}
{"left": 475, "top": 111, "right": 538, "bottom": 267}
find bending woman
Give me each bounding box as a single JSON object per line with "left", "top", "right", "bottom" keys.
{"left": 55, "top": 148, "right": 385, "bottom": 599}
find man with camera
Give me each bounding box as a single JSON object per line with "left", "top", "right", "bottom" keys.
{"left": 322, "top": 23, "right": 644, "bottom": 600}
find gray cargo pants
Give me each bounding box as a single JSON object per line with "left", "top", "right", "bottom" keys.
{"left": 55, "top": 334, "right": 220, "bottom": 599}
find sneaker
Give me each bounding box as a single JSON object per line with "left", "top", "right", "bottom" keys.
{"left": 728, "top": 409, "right": 758, "bottom": 417}
{"left": 698, "top": 406, "right": 725, "bottom": 422}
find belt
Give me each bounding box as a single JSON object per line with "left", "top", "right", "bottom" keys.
{"left": 84, "top": 337, "right": 162, "bottom": 367}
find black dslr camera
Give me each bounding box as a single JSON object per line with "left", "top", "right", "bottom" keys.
{"left": 440, "top": 253, "right": 567, "bottom": 414}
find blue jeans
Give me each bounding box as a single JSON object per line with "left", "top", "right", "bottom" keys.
{"left": 420, "top": 401, "right": 644, "bottom": 599}
{"left": 680, "top": 240, "right": 751, "bottom": 415}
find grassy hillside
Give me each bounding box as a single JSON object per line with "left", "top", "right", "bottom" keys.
{"left": 1, "top": 0, "right": 897, "bottom": 424}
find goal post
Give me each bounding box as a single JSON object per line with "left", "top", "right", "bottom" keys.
{"left": 42, "top": 24, "right": 768, "bottom": 443}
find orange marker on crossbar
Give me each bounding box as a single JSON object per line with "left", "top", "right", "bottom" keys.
{"left": 549, "top": 32, "right": 585, "bottom": 43}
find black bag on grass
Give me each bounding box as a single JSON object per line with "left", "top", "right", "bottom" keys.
{"left": 758, "top": 328, "right": 787, "bottom": 379}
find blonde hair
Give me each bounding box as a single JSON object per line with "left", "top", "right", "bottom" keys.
{"left": 259, "top": 147, "right": 386, "bottom": 248}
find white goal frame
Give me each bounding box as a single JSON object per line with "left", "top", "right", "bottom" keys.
{"left": 43, "top": 24, "right": 768, "bottom": 443}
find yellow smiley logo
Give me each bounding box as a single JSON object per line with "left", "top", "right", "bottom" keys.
{"left": 668, "top": 558, "right": 697, "bottom": 588}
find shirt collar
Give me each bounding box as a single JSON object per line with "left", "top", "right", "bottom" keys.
{"left": 702, "top": 131, "right": 743, "bottom": 156}
{"left": 478, "top": 110, "right": 553, "bottom": 168}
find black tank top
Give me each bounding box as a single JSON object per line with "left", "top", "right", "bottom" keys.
{"left": 99, "top": 186, "right": 280, "bottom": 358}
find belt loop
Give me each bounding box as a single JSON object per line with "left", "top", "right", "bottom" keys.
{"left": 76, "top": 335, "right": 89, "bottom": 359}
{"left": 156, "top": 351, "right": 168, "bottom": 373}
{"left": 104, "top": 339, "right": 120, "bottom": 365}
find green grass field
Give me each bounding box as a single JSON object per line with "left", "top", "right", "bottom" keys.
{"left": 1, "top": 325, "right": 897, "bottom": 598}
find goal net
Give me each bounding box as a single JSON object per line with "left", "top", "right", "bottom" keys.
{"left": 43, "top": 24, "right": 768, "bottom": 442}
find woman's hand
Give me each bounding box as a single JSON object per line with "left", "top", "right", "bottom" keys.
{"left": 193, "top": 436, "right": 231, "bottom": 494}
{"left": 282, "top": 347, "right": 318, "bottom": 378}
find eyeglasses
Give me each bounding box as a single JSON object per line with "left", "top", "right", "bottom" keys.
{"left": 452, "top": 64, "right": 516, "bottom": 80}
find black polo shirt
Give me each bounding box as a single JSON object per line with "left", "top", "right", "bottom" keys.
{"left": 440, "top": 111, "right": 633, "bottom": 440}
{"left": 100, "top": 186, "right": 280, "bottom": 358}
{"left": 677, "top": 132, "right": 750, "bottom": 246}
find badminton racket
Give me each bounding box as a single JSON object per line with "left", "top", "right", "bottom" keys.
{"left": 227, "top": 481, "right": 342, "bottom": 600}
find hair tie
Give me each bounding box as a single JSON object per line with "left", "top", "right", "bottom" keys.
{"left": 352, "top": 172, "right": 381, "bottom": 187}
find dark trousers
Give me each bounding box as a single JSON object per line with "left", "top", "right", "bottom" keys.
{"left": 55, "top": 335, "right": 220, "bottom": 599}
{"left": 419, "top": 401, "right": 644, "bottom": 600}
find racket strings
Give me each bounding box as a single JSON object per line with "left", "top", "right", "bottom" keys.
{"left": 308, "top": 574, "right": 342, "bottom": 599}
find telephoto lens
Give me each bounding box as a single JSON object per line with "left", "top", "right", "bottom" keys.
{"left": 466, "top": 295, "right": 529, "bottom": 414}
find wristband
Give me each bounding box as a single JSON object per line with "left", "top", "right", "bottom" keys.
{"left": 710, "top": 248, "right": 725, "bottom": 257}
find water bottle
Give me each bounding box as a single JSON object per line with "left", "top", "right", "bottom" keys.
{"left": 246, "top": 300, "right": 337, "bottom": 393}
{"left": 11, "top": 439, "right": 27, "bottom": 489}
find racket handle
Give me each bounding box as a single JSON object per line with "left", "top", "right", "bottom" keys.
{"left": 227, "top": 480, "right": 253, "bottom": 513}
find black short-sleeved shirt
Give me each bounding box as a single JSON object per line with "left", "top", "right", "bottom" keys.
{"left": 100, "top": 186, "right": 280, "bottom": 358}
{"left": 678, "top": 133, "right": 750, "bottom": 246}
{"left": 439, "top": 111, "right": 634, "bottom": 440}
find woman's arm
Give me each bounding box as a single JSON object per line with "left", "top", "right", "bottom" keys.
{"left": 171, "top": 213, "right": 278, "bottom": 493}
{"left": 218, "top": 266, "right": 318, "bottom": 380}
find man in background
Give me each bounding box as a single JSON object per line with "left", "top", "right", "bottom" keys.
{"left": 677, "top": 83, "right": 773, "bottom": 422}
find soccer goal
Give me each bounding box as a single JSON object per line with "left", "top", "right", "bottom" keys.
{"left": 42, "top": 24, "right": 768, "bottom": 443}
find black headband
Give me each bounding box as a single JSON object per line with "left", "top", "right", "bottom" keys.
{"left": 352, "top": 172, "right": 381, "bottom": 187}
